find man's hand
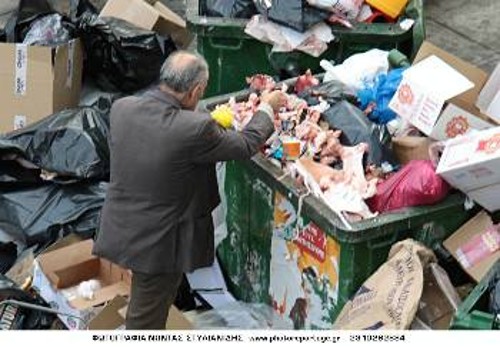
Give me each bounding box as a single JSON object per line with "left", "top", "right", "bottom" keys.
{"left": 261, "top": 90, "right": 287, "bottom": 113}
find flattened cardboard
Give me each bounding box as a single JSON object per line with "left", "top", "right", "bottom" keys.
{"left": 0, "top": 39, "right": 83, "bottom": 134}
{"left": 100, "top": 0, "right": 191, "bottom": 48}
{"left": 444, "top": 211, "right": 500, "bottom": 282}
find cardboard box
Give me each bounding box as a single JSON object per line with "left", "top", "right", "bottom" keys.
{"left": 467, "top": 183, "right": 500, "bottom": 213}
{"left": 444, "top": 211, "right": 500, "bottom": 282}
{"left": 477, "top": 63, "right": 500, "bottom": 122}
{"left": 436, "top": 126, "right": 500, "bottom": 193}
{"left": 100, "top": 0, "right": 191, "bottom": 48}
{"left": 389, "top": 41, "right": 498, "bottom": 140}
{"left": 0, "top": 39, "right": 83, "bottom": 134}
{"left": 87, "top": 296, "right": 193, "bottom": 330}
{"left": 392, "top": 136, "right": 433, "bottom": 164}
{"left": 32, "top": 239, "right": 131, "bottom": 330}
{"left": 416, "top": 263, "right": 461, "bottom": 330}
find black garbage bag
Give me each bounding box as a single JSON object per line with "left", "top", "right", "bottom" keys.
{"left": 0, "top": 182, "right": 107, "bottom": 254}
{"left": 1, "top": 0, "right": 54, "bottom": 43}
{"left": 0, "top": 274, "right": 55, "bottom": 330}
{"left": 254, "top": 0, "right": 330, "bottom": 33}
{"left": 322, "top": 100, "right": 396, "bottom": 167}
{"left": 204, "top": 0, "right": 257, "bottom": 18}
{"left": 298, "top": 80, "right": 354, "bottom": 106}
{"left": 0, "top": 102, "right": 111, "bottom": 183}
{"left": 0, "top": 243, "right": 17, "bottom": 275}
{"left": 79, "top": 16, "right": 176, "bottom": 92}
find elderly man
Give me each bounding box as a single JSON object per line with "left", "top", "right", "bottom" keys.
{"left": 93, "top": 51, "right": 284, "bottom": 329}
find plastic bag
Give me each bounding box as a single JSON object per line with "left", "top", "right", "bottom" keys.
{"left": 0, "top": 102, "right": 111, "bottom": 182}
{"left": 367, "top": 160, "right": 450, "bottom": 213}
{"left": 190, "top": 302, "right": 293, "bottom": 329}
{"left": 322, "top": 100, "right": 395, "bottom": 166}
{"left": 204, "top": 0, "right": 257, "bottom": 18}
{"left": 306, "top": 0, "right": 363, "bottom": 20}
{"left": 254, "top": 0, "right": 330, "bottom": 33}
{"left": 79, "top": 16, "right": 176, "bottom": 92}
{"left": 0, "top": 274, "right": 55, "bottom": 330}
{"left": 0, "top": 182, "right": 106, "bottom": 254}
{"left": 23, "top": 13, "right": 71, "bottom": 46}
{"left": 358, "top": 68, "right": 406, "bottom": 125}
{"left": 321, "top": 49, "right": 390, "bottom": 93}
{"left": 1, "top": 0, "right": 54, "bottom": 43}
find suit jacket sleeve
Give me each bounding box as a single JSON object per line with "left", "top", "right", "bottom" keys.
{"left": 191, "top": 111, "right": 275, "bottom": 164}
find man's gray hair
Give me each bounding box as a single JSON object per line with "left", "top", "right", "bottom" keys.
{"left": 159, "top": 51, "right": 209, "bottom": 93}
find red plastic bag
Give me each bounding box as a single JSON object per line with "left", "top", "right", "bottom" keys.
{"left": 368, "top": 160, "right": 450, "bottom": 213}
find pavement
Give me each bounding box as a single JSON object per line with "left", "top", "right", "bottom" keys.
{"left": 426, "top": 0, "right": 500, "bottom": 73}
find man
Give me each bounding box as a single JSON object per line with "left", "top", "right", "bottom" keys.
{"left": 93, "top": 51, "right": 284, "bottom": 329}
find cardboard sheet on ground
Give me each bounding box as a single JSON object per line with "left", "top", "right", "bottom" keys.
{"left": 334, "top": 239, "right": 436, "bottom": 330}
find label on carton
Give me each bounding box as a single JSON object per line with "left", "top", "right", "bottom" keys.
{"left": 456, "top": 226, "right": 500, "bottom": 268}
{"left": 66, "top": 40, "right": 75, "bottom": 89}
{"left": 14, "top": 115, "right": 27, "bottom": 130}
{"left": 14, "top": 44, "right": 28, "bottom": 96}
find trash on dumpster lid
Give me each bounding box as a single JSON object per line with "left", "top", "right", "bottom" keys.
{"left": 444, "top": 211, "right": 500, "bottom": 282}
{"left": 100, "top": 0, "right": 191, "bottom": 48}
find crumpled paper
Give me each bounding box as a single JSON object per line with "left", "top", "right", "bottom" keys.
{"left": 245, "top": 15, "right": 334, "bottom": 57}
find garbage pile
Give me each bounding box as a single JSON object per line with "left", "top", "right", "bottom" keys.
{"left": 202, "top": 0, "right": 418, "bottom": 56}
{"left": 208, "top": 50, "right": 453, "bottom": 225}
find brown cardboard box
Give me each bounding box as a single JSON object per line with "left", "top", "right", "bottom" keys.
{"left": 444, "top": 211, "right": 500, "bottom": 282}
{"left": 0, "top": 39, "right": 83, "bottom": 134}
{"left": 390, "top": 41, "right": 498, "bottom": 140}
{"left": 88, "top": 296, "right": 193, "bottom": 330}
{"left": 100, "top": 0, "right": 191, "bottom": 48}
{"left": 392, "top": 136, "right": 433, "bottom": 165}
{"left": 416, "top": 263, "right": 461, "bottom": 330}
{"left": 32, "top": 239, "right": 131, "bottom": 329}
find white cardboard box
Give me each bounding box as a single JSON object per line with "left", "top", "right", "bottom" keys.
{"left": 467, "top": 183, "right": 500, "bottom": 212}
{"left": 437, "top": 126, "right": 500, "bottom": 192}
{"left": 389, "top": 41, "right": 498, "bottom": 138}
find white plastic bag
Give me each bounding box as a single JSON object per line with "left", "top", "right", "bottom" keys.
{"left": 321, "top": 49, "right": 390, "bottom": 93}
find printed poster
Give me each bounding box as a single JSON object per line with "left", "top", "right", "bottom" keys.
{"left": 269, "top": 193, "right": 340, "bottom": 329}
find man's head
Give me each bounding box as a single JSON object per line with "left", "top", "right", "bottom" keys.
{"left": 159, "top": 51, "right": 209, "bottom": 110}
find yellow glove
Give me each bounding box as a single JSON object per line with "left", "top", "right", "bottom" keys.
{"left": 211, "top": 105, "right": 234, "bottom": 129}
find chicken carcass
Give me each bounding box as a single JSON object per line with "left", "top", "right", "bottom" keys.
{"left": 294, "top": 69, "right": 320, "bottom": 94}
{"left": 297, "top": 158, "right": 377, "bottom": 221}
{"left": 246, "top": 74, "right": 276, "bottom": 92}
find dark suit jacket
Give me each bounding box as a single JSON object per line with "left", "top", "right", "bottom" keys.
{"left": 93, "top": 88, "right": 274, "bottom": 274}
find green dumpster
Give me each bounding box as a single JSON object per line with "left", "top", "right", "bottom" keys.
{"left": 188, "top": 0, "right": 425, "bottom": 97}
{"left": 450, "top": 260, "right": 500, "bottom": 330}
{"left": 199, "top": 88, "right": 475, "bottom": 329}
